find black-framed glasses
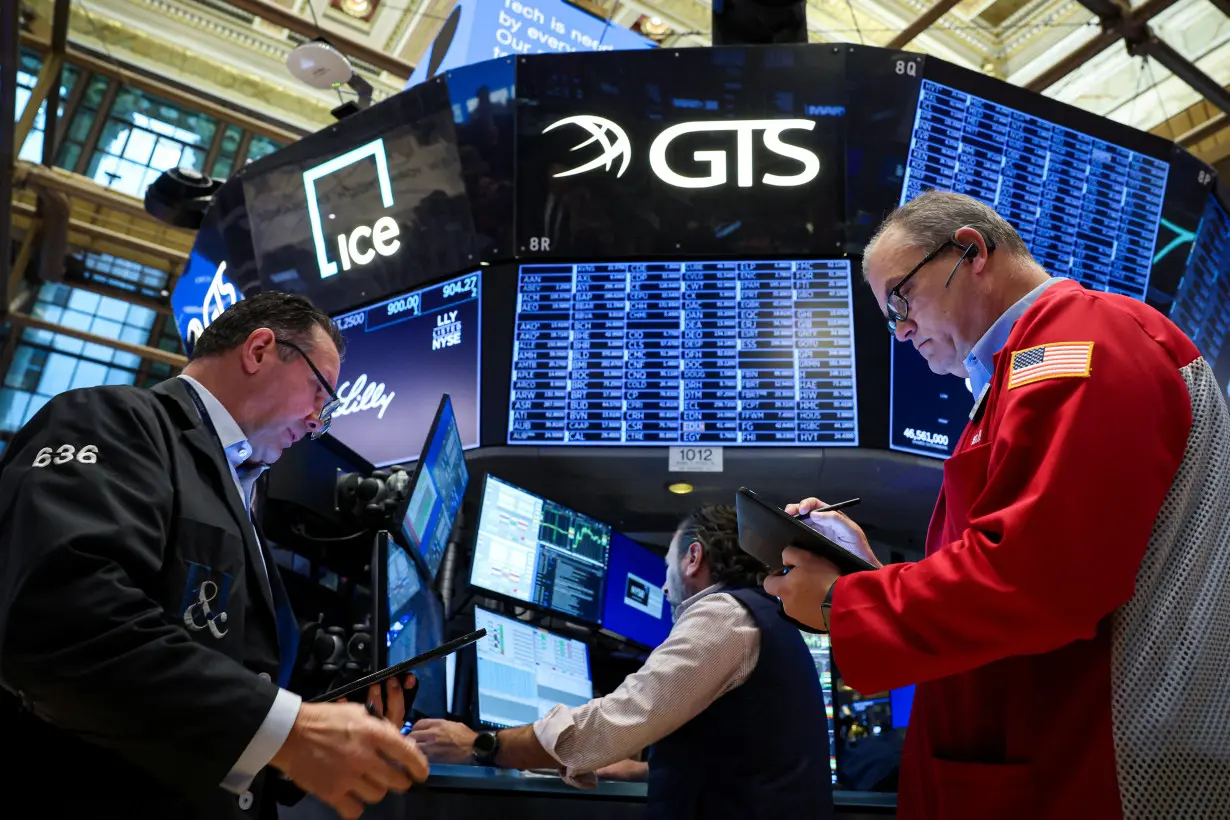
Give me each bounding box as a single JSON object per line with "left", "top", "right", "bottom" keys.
{"left": 276, "top": 339, "right": 340, "bottom": 438}
{"left": 886, "top": 233, "right": 996, "bottom": 333}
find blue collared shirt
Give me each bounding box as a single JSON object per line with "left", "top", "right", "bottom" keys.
{"left": 177, "top": 374, "right": 267, "bottom": 523}
{"left": 963, "top": 277, "right": 1066, "bottom": 398}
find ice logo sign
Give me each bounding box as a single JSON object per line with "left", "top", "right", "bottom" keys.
{"left": 185, "top": 262, "right": 240, "bottom": 348}
{"left": 303, "top": 138, "right": 402, "bottom": 280}
{"left": 544, "top": 116, "right": 821, "bottom": 189}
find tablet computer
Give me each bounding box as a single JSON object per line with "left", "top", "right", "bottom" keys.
{"left": 735, "top": 487, "right": 878, "bottom": 575}
{"left": 311, "top": 629, "right": 486, "bottom": 703}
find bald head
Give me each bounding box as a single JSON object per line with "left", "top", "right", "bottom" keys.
{"left": 863, "top": 190, "right": 1032, "bottom": 276}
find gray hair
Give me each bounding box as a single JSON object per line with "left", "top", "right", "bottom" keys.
{"left": 864, "top": 190, "right": 1031, "bottom": 278}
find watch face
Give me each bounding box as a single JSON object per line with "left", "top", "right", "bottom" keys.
{"left": 474, "top": 731, "right": 497, "bottom": 756}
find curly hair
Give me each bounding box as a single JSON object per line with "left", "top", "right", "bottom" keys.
{"left": 676, "top": 503, "right": 766, "bottom": 588}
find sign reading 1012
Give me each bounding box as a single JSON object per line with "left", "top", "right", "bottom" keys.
{"left": 668, "top": 446, "right": 724, "bottom": 473}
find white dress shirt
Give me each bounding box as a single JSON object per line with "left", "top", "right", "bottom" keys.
{"left": 532, "top": 583, "right": 761, "bottom": 787}
{"left": 177, "top": 375, "right": 302, "bottom": 794}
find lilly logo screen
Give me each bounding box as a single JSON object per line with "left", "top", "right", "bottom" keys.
{"left": 303, "top": 138, "right": 402, "bottom": 281}
{"left": 326, "top": 271, "right": 482, "bottom": 468}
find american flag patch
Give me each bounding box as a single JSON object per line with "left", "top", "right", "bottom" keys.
{"left": 1007, "top": 342, "right": 1094, "bottom": 389}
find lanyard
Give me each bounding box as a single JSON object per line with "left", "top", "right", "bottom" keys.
{"left": 181, "top": 380, "right": 227, "bottom": 457}
{"left": 180, "top": 380, "right": 260, "bottom": 529}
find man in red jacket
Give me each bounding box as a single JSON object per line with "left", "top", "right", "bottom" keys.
{"left": 765, "top": 190, "right": 1230, "bottom": 819}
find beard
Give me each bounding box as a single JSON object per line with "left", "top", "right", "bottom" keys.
{"left": 665, "top": 562, "right": 686, "bottom": 622}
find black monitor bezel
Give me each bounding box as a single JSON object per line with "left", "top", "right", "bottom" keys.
{"left": 388, "top": 393, "right": 468, "bottom": 582}
{"left": 466, "top": 471, "right": 613, "bottom": 629}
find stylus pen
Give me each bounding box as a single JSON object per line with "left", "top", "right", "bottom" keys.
{"left": 793, "top": 498, "right": 861, "bottom": 520}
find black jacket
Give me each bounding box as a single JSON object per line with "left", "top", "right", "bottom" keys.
{"left": 0, "top": 379, "right": 295, "bottom": 819}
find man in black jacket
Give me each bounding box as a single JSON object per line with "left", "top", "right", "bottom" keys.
{"left": 0, "top": 292, "right": 427, "bottom": 819}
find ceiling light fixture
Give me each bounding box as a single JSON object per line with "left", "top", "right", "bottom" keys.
{"left": 667, "top": 482, "right": 694, "bottom": 495}
{"left": 340, "top": 0, "right": 372, "bottom": 17}
{"left": 286, "top": 38, "right": 375, "bottom": 119}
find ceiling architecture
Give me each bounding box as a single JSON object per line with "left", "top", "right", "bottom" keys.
{"left": 26, "top": 0, "right": 1230, "bottom": 165}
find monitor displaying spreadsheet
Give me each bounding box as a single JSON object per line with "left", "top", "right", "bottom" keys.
{"left": 508, "top": 260, "right": 859, "bottom": 446}
{"left": 474, "top": 606, "right": 593, "bottom": 729}
{"left": 1170, "top": 193, "right": 1230, "bottom": 380}
{"left": 891, "top": 78, "right": 1170, "bottom": 459}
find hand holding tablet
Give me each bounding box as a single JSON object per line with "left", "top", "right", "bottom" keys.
{"left": 735, "top": 488, "right": 879, "bottom": 574}
{"left": 736, "top": 488, "right": 882, "bottom": 633}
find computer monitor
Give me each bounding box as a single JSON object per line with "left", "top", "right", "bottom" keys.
{"left": 399, "top": 394, "right": 469, "bottom": 580}
{"left": 890, "top": 685, "right": 915, "bottom": 730}
{"left": 473, "top": 606, "right": 593, "bottom": 729}
{"left": 378, "top": 535, "right": 447, "bottom": 717}
{"left": 601, "top": 532, "right": 671, "bottom": 649}
{"left": 801, "top": 632, "right": 839, "bottom": 785}
{"left": 468, "top": 474, "right": 612, "bottom": 624}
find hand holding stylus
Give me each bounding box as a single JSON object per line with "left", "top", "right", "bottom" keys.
{"left": 765, "top": 497, "right": 882, "bottom": 632}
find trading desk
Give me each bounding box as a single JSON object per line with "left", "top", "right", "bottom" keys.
{"left": 280, "top": 764, "right": 897, "bottom": 819}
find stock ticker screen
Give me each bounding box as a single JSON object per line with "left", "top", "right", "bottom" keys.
{"left": 507, "top": 260, "right": 859, "bottom": 446}
{"left": 469, "top": 475, "right": 612, "bottom": 624}
{"left": 891, "top": 79, "right": 1170, "bottom": 458}
{"left": 1171, "top": 194, "right": 1230, "bottom": 394}
{"left": 327, "top": 272, "right": 481, "bottom": 467}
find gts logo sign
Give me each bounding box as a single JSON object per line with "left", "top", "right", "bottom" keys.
{"left": 442, "top": 274, "right": 478, "bottom": 299}
{"left": 545, "top": 116, "right": 822, "bottom": 189}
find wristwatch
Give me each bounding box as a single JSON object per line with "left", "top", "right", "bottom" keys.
{"left": 821, "top": 582, "right": 835, "bottom": 633}
{"left": 472, "top": 730, "right": 500, "bottom": 766}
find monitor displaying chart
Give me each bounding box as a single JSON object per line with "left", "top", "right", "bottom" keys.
{"left": 891, "top": 78, "right": 1170, "bottom": 458}
{"left": 469, "top": 475, "right": 612, "bottom": 624}
{"left": 474, "top": 606, "right": 593, "bottom": 729}
{"left": 508, "top": 260, "right": 859, "bottom": 446}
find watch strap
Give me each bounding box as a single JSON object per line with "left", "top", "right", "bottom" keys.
{"left": 821, "top": 582, "right": 835, "bottom": 633}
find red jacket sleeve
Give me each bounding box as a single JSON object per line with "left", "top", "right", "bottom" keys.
{"left": 831, "top": 291, "right": 1194, "bottom": 695}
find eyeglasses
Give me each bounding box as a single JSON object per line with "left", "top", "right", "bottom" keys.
{"left": 886, "top": 232, "right": 996, "bottom": 333}
{"left": 275, "top": 339, "right": 340, "bottom": 438}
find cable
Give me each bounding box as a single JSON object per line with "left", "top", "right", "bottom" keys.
{"left": 290, "top": 522, "right": 372, "bottom": 543}
{"left": 1126, "top": 57, "right": 1148, "bottom": 133}
{"left": 1143, "top": 57, "right": 1174, "bottom": 140}
{"left": 845, "top": 0, "right": 867, "bottom": 45}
